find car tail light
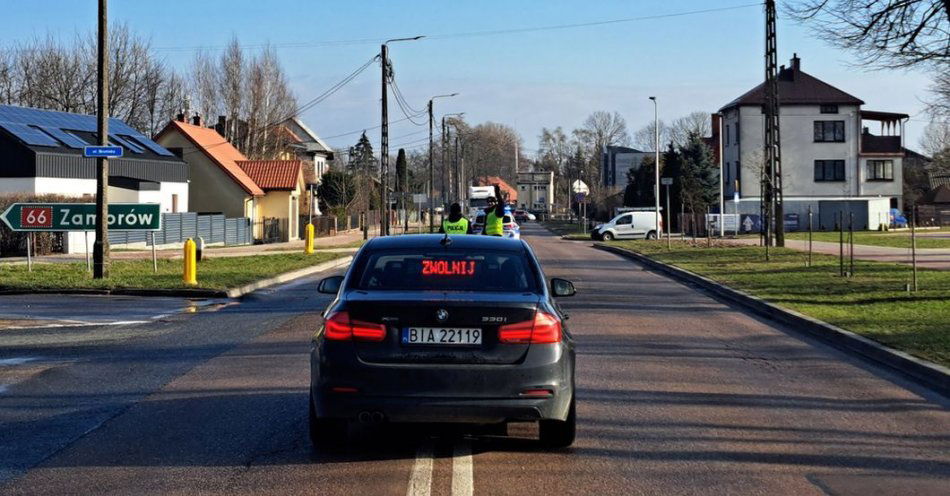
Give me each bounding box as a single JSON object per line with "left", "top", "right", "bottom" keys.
{"left": 520, "top": 387, "right": 554, "bottom": 397}
{"left": 323, "top": 311, "right": 386, "bottom": 341}
{"left": 498, "top": 311, "right": 562, "bottom": 344}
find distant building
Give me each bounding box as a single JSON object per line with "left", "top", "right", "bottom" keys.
{"left": 473, "top": 176, "right": 518, "bottom": 204}
{"left": 516, "top": 171, "right": 555, "bottom": 213}
{"left": 602, "top": 145, "right": 651, "bottom": 192}
{"left": 0, "top": 104, "right": 188, "bottom": 252}
{"left": 155, "top": 117, "right": 303, "bottom": 241}
{"left": 719, "top": 53, "right": 907, "bottom": 229}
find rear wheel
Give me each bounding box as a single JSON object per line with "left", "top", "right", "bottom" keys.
{"left": 601, "top": 231, "right": 614, "bottom": 241}
{"left": 309, "top": 392, "right": 347, "bottom": 449}
{"left": 646, "top": 230, "right": 658, "bottom": 240}
{"left": 539, "top": 397, "right": 575, "bottom": 449}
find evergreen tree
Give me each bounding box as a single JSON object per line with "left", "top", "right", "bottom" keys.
{"left": 395, "top": 148, "right": 407, "bottom": 194}
{"left": 348, "top": 132, "right": 376, "bottom": 174}
{"left": 678, "top": 133, "right": 718, "bottom": 211}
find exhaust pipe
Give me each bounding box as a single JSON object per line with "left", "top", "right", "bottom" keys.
{"left": 358, "top": 411, "right": 373, "bottom": 423}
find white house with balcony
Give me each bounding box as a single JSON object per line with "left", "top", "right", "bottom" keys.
{"left": 720, "top": 54, "right": 906, "bottom": 230}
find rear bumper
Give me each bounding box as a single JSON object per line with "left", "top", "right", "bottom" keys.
{"left": 310, "top": 342, "right": 574, "bottom": 423}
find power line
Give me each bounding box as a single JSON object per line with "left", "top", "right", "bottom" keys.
{"left": 149, "top": 2, "right": 764, "bottom": 53}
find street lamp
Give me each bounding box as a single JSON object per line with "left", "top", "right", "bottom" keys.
{"left": 649, "top": 96, "right": 659, "bottom": 240}
{"left": 381, "top": 35, "right": 424, "bottom": 236}
{"left": 428, "top": 93, "right": 458, "bottom": 233}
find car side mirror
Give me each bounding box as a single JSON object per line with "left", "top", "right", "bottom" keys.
{"left": 317, "top": 275, "right": 344, "bottom": 294}
{"left": 551, "top": 278, "right": 576, "bottom": 297}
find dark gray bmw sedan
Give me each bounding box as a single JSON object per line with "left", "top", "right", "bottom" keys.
{"left": 310, "top": 234, "right": 576, "bottom": 448}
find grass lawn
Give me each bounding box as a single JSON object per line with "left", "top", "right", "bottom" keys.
{"left": 0, "top": 252, "right": 347, "bottom": 292}
{"left": 785, "top": 228, "right": 950, "bottom": 249}
{"left": 608, "top": 239, "right": 950, "bottom": 368}
{"left": 541, "top": 220, "right": 587, "bottom": 237}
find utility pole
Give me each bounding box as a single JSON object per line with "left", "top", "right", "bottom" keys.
{"left": 764, "top": 0, "right": 785, "bottom": 247}
{"left": 380, "top": 36, "right": 423, "bottom": 236}
{"left": 379, "top": 42, "right": 390, "bottom": 236}
{"left": 441, "top": 115, "right": 447, "bottom": 208}
{"left": 454, "top": 133, "right": 460, "bottom": 203}
{"left": 93, "top": 0, "right": 110, "bottom": 279}
{"left": 428, "top": 100, "right": 434, "bottom": 233}
{"left": 718, "top": 113, "right": 725, "bottom": 238}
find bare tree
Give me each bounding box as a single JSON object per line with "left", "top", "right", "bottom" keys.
{"left": 669, "top": 111, "right": 711, "bottom": 147}
{"left": 632, "top": 119, "right": 669, "bottom": 151}
{"left": 929, "top": 68, "right": 950, "bottom": 118}
{"left": 244, "top": 46, "right": 297, "bottom": 159}
{"left": 191, "top": 49, "right": 218, "bottom": 124}
{"left": 220, "top": 36, "right": 244, "bottom": 142}
{"left": 785, "top": 0, "right": 949, "bottom": 68}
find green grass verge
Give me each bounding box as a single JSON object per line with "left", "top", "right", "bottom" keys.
{"left": 540, "top": 220, "right": 586, "bottom": 236}
{"left": 0, "top": 252, "right": 347, "bottom": 291}
{"left": 608, "top": 239, "right": 950, "bottom": 368}
{"left": 785, "top": 228, "right": 950, "bottom": 249}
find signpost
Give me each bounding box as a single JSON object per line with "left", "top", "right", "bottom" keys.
{"left": 661, "top": 177, "right": 672, "bottom": 249}
{"left": 2, "top": 203, "right": 162, "bottom": 273}
{"left": 83, "top": 146, "right": 123, "bottom": 158}
{"left": 1, "top": 203, "right": 160, "bottom": 231}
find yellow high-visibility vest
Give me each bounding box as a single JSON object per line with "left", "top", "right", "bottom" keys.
{"left": 484, "top": 211, "right": 504, "bottom": 236}
{"left": 442, "top": 217, "right": 469, "bottom": 235}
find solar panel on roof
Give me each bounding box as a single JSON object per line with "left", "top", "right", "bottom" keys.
{"left": 40, "top": 126, "right": 89, "bottom": 149}
{"left": 129, "top": 135, "right": 175, "bottom": 156}
{"left": 0, "top": 104, "right": 177, "bottom": 157}
{"left": 110, "top": 134, "right": 145, "bottom": 153}
{"left": 0, "top": 122, "right": 59, "bottom": 147}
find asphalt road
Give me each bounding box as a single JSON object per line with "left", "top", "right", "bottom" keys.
{"left": 0, "top": 223, "right": 948, "bottom": 495}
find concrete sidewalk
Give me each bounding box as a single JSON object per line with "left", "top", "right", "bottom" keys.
{"left": 730, "top": 237, "right": 950, "bottom": 270}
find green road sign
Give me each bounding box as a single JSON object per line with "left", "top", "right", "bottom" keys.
{"left": 0, "top": 203, "right": 162, "bottom": 232}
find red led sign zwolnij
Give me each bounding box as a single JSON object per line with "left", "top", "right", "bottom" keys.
{"left": 422, "top": 259, "right": 476, "bottom": 276}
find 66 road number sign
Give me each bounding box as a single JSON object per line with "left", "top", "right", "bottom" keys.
{"left": 21, "top": 207, "right": 53, "bottom": 228}
{"left": 0, "top": 203, "right": 162, "bottom": 232}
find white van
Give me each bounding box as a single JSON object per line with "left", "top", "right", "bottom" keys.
{"left": 592, "top": 211, "right": 662, "bottom": 241}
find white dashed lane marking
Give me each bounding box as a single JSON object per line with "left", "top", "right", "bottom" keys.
{"left": 451, "top": 441, "right": 474, "bottom": 496}
{"left": 406, "top": 442, "right": 434, "bottom": 496}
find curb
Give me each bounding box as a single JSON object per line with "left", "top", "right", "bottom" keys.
{"left": 593, "top": 243, "right": 950, "bottom": 398}
{"left": 0, "top": 256, "right": 353, "bottom": 299}
{"left": 224, "top": 256, "right": 352, "bottom": 298}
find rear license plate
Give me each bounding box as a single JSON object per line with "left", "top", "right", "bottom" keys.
{"left": 402, "top": 327, "right": 482, "bottom": 345}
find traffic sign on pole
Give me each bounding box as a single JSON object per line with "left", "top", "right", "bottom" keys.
{"left": 0, "top": 203, "right": 161, "bottom": 232}
{"left": 83, "top": 146, "right": 123, "bottom": 158}
{"left": 661, "top": 177, "right": 673, "bottom": 186}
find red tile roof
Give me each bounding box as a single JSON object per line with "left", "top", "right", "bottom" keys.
{"left": 236, "top": 160, "right": 302, "bottom": 191}
{"left": 154, "top": 120, "right": 264, "bottom": 196}
{"left": 474, "top": 176, "right": 518, "bottom": 203}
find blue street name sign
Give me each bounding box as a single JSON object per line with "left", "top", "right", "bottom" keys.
{"left": 83, "top": 146, "right": 123, "bottom": 158}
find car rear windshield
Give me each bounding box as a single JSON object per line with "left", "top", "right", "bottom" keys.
{"left": 353, "top": 249, "right": 539, "bottom": 292}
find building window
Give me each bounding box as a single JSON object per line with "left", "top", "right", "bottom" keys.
{"left": 820, "top": 104, "right": 839, "bottom": 114}
{"left": 866, "top": 160, "right": 894, "bottom": 181}
{"left": 814, "top": 121, "right": 845, "bottom": 142}
{"left": 735, "top": 122, "right": 740, "bottom": 144}
{"left": 725, "top": 124, "right": 730, "bottom": 145}
{"left": 814, "top": 160, "right": 845, "bottom": 182}
{"left": 735, "top": 160, "right": 741, "bottom": 191}
{"left": 725, "top": 162, "right": 731, "bottom": 187}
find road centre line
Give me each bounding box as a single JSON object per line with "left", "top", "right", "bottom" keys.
{"left": 452, "top": 441, "right": 474, "bottom": 496}
{"left": 406, "top": 442, "right": 434, "bottom": 496}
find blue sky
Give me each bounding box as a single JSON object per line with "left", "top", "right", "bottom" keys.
{"left": 1, "top": 0, "right": 936, "bottom": 152}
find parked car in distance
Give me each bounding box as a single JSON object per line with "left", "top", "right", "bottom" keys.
{"left": 514, "top": 210, "right": 529, "bottom": 223}
{"left": 591, "top": 211, "right": 661, "bottom": 241}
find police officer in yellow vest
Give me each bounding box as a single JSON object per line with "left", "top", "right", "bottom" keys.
{"left": 482, "top": 184, "right": 505, "bottom": 236}
{"left": 439, "top": 203, "right": 472, "bottom": 234}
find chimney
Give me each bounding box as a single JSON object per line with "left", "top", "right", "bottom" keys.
{"left": 711, "top": 113, "right": 722, "bottom": 138}
{"left": 192, "top": 113, "right": 202, "bottom": 127}
{"left": 216, "top": 115, "right": 227, "bottom": 134}
{"left": 791, "top": 53, "right": 800, "bottom": 71}
{"left": 176, "top": 112, "right": 185, "bottom": 122}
